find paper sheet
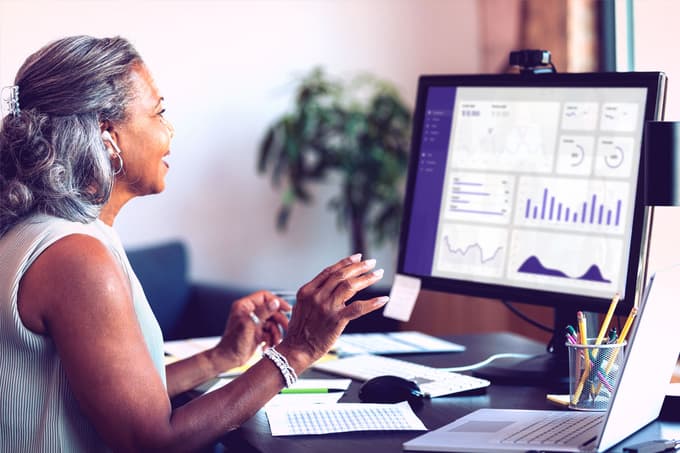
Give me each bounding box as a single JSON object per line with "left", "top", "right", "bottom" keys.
{"left": 164, "top": 336, "right": 220, "bottom": 359}
{"left": 164, "top": 337, "right": 262, "bottom": 376}
{"left": 383, "top": 273, "right": 422, "bottom": 321}
{"left": 265, "top": 401, "right": 427, "bottom": 436}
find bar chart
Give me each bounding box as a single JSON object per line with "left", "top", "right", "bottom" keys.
{"left": 523, "top": 188, "right": 622, "bottom": 227}
{"left": 514, "top": 176, "right": 630, "bottom": 234}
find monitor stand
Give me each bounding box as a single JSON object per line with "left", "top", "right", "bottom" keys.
{"left": 473, "top": 307, "right": 577, "bottom": 393}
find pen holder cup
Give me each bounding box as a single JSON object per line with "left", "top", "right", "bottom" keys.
{"left": 567, "top": 339, "right": 626, "bottom": 411}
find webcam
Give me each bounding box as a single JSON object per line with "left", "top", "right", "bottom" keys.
{"left": 509, "top": 49, "right": 556, "bottom": 74}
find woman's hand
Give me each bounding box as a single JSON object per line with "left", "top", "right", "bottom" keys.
{"left": 214, "top": 291, "right": 292, "bottom": 369}
{"left": 278, "top": 254, "right": 389, "bottom": 369}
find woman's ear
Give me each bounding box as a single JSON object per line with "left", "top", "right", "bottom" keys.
{"left": 99, "top": 120, "right": 111, "bottom": 135}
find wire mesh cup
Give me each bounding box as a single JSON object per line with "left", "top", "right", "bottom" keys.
{"left": 567, "top": 339, "right": 626, "bottom": 411}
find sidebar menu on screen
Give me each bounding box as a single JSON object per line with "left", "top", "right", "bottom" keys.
{"left": 402, "top": 86, "right": 456, "bottom": 276}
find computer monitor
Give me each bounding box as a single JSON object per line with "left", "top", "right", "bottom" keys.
{"left": 397, "top": 72, "right": 667, "bottom": 387}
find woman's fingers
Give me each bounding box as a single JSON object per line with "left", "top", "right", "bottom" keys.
{"left": 333, "top": 265, "right": 384, "bottom": 304}
{"left": 239, "top": 291, "right": 292, "bottom": 323}
{"left": 340, "top": 295, "right": 390, "bottom": 321}
{"left": 299, "top": 253, "right": 363, "bottom": 296}
{"left": 315, "top": 259, "right": 383, "bottom": 304}
{"left": 262, "top": 320, "right": 284, "bottom": 347}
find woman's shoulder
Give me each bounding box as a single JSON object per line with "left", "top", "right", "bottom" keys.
{"left": 1, "top": 214, "right": 115, "bottom": 271}
{"left": 17, "top": 222, "right": 130, "bottom": 336}
{"left": 15, "top": 213, "right": 115, "bottom": 262}
{"left": 11, "top": 213, "right": 108, "bottom": 246}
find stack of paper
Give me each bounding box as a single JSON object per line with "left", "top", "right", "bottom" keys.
{"left": 265, "top": 401, "right": 427, "bottom": 436}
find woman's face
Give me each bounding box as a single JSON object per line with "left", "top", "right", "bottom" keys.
{"left": 109, "top": 63, "right": 174, "bottom": 198}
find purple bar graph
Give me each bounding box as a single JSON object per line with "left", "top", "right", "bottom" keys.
{"left": 524, "top": 187, "right": 623, "bottom": 227}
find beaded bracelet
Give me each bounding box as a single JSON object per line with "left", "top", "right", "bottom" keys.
{"left": 263, "top": 347, "right": 298, "bottom": 387}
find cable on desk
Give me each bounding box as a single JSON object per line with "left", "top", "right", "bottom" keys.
{"left": 439, "top": 352, "right": 534, "bottom": 372}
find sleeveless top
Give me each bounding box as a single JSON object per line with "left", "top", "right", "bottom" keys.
{"left": 0, "top": 214, "right": 166, "bottom": 452}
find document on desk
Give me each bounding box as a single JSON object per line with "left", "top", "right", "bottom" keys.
{"left": 164, "top": 336, "right": 220, "bottom": 359}
{"left": 265, "top": 401, "right": 427, "bottom": 436}
{"left": 333, "top": 331, "right": 465, "bottom": 356}
{"left": 164, "top": 337, "right": 262, "bottom": 376}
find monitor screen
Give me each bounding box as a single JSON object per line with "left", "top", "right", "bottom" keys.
{"left": 398, "top": 72, "right": 666, "bottom": 319}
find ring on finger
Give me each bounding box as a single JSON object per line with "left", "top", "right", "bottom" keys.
{"left": 248, "top": 311, "right": 261, "bottom": 326}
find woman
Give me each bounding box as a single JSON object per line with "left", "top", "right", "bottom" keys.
{"left": 0, "top": 36, "right": 388, "bottom": 452}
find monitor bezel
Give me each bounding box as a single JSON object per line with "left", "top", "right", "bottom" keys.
{"left": 397, "top": 71, "right": 667, "bottom": 316}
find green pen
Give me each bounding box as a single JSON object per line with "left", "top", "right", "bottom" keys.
{"left": 279, "top": 388, "right": 345, "bottom": 394}
{"left": 566, "top": 325, "right": 577, "bottom": 337}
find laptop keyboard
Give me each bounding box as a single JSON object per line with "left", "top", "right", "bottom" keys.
{"left": 501, "top": 413, "right": 605, "bottom": 445}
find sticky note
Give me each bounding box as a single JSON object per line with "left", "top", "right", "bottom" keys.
{"left": 383, "top": 274, "right": 421, "bottom": 322}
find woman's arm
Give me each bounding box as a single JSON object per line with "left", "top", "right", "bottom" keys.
{"left": 18, "top": 234, "right": 384, "bottom": 452}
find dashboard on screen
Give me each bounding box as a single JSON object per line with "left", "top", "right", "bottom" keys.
{"left": 398, "top": 73, "right": 666, "bottom": 314}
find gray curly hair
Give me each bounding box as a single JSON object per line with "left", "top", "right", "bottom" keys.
{"left": 0, "top": 35, "right": 142, "bottom": 236}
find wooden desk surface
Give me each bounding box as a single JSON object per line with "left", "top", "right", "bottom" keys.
{"left": 221, "top": 332, "right": 680, "bottom": 453}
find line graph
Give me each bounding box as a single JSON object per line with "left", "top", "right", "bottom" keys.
{"left": 443, "top": 236, "right": 503, "bottom": 265}
{"left": 434, "top": 224, "right": 508, "bottom": 277}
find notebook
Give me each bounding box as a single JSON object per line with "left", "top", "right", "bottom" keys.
{"left": 403, "top": 265, "right": 680, "bottom": 452}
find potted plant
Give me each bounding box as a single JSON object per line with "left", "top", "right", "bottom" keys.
{"left": 257, "top": 67, "right": 412, "bottom": 257}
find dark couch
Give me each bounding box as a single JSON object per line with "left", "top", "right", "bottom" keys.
{"left": 126, "top": 241, "right": 397, "bottom": 340}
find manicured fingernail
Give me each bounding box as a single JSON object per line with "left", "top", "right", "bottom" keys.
{"left": 349, "top": 253, "right": 362, "bottom": 263}
{"left": 269, "top": 298, "right": 280, "bottom": 310}
{"left": 364, "top": 258, "right": 377, "bottom": 269}
{"left": 375, "top": 296, "right": 389, "bottom": 305}
{"left": 372, "top": 268, "right": 384, "bottom": 278}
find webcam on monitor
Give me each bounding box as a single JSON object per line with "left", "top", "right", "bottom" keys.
{"left": 509, "top": 49, "right": 556, "bottom": 74}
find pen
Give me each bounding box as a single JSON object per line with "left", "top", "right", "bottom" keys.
{"left": 608, "top": 327, "right": 618, "bottom": 343}
{"left": 565, "top": 333, "right": 578, "bottom": 344}
{"left": 566, "top": 325, "right": 577, "bottom": 338}
{"left": 280, "top": 388, "right": 345, "bottom": 394}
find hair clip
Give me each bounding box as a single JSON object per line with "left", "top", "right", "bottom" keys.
{"left": 1, "top": 85, "right": 20, "bottom": 117}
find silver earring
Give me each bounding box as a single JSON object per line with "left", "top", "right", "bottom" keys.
{"left": 111, "top": 152, "right": 124, "bottom": 175}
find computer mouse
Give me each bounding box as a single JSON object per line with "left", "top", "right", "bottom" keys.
{"left": 358, "top": 375, "right": 425, "bottom": 409}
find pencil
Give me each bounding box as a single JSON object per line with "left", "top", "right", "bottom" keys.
{"left": 593, "top": 306, "right": 638, "bottom": 397}
{"left": 571, "top": 311, "right": 591, "bottom": 406}
{"left": 595, "top": 293, "right": 619, "bottom": 348}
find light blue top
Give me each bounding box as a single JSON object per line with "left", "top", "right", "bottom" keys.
{"left": 0, "top": 214, "right": 166, "bottom": 452}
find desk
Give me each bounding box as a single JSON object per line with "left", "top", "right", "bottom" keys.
{"left": 221, "top": 332, "right": 680, "bottom": 453}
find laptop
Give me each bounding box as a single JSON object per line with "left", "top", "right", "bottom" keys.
{"left": 403, "top": 265, "right": 680, "bottom": 452}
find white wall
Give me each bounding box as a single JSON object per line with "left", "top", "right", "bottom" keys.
{"left": 0, "top": 0, "right": 482, "bottom": 290}
{"left": 633, "top": 0, "right": 680, "bottom": 120}
{"left": 632, "top": 0, "right": 680, "bottom": 272}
